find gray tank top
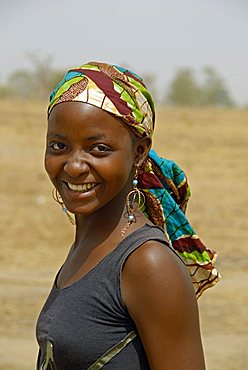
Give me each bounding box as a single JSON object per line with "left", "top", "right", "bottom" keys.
{"left": 36, "top": 224, "right": 170, "bottom": 370}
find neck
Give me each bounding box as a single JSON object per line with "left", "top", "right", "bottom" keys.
{"left": 73, "top": 191, "right": 128, "bottom": 248}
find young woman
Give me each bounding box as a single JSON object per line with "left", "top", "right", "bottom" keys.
{"left": 36, "top": 61, "right": 220, "bottom": 370}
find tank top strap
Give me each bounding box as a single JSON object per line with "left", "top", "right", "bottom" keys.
{"left": 108, "top": 224, "right": 170, "bottom": 270}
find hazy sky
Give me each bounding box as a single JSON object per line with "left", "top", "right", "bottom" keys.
{"left": 1, "top": 0, "right": 248, "bottom": 104}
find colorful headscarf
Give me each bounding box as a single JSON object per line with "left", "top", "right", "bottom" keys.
{"left": 48, "top": 61, "right": 220, "bottom": 297}
{"left": 48, "top": 61, "right": 155, "bottom": 138}
{"left": 140, "top": 150, "right": 220, "bottom": 297}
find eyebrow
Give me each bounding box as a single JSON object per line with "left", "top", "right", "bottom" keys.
{"left": 86, "top": 134, "right": 109, "bottom": 141}
{"left": 47, "top": 133, "right": 66, "bottom": 140}
{"left": 47, "top": 133, "right": 110, "bottom": 141}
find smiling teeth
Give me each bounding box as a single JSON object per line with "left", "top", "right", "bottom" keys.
{"left": 67, "top": 182, "right": 96, "bottom": 192}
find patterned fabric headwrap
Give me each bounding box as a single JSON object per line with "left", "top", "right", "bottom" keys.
{"left": 48, "top": 61, "right": 220, "bottom": 297}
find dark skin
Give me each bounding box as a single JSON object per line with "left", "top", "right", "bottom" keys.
{"left": 45, "top": 102, "right": 206, "bottom": 369}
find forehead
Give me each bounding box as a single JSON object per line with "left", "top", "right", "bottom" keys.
{"left": 48, "top": 102, "right": 133, "bottom": 141}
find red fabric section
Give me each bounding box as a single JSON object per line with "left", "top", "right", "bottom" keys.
{"left": 139, "top": 172, "right": 164, "bottom": 189}
{"left": 178, "top": 181, "right": 188, "bottom": 202}
{"left": 72, "top": 69, "right": 133, "bottom": 115}
{"left": 173, "top": 237, "right": 206, "bottom": 254}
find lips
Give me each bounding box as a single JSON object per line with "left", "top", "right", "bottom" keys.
{"left": 66, "top": 182, "right": 98, "bottom": 193}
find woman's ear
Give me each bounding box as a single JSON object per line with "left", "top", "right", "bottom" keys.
{"left": 134, "top": 137, "right": 152, "bottom": 167}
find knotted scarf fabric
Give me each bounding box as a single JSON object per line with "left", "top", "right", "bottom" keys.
{"left": 141, "top": 149, "right": 220, "bottom": 297}
{"left": 48, "top": 61, "right": 220, "bottom": 297}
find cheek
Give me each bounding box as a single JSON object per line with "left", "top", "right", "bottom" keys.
{"left": 44, "top": 155, "right": 52, "bottom": 176}
{"left": 102, "top": 159, "right": 133, "bottom": 189}
{"left": 44, "top": 155, "right": 61, "bottom": 181}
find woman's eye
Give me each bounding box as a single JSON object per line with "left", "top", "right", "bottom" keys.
{"left": 91, "top": 144, "right": 111, "bottom": 152}
{"left": 50, "top": 142, "right": 66, "bottom": 150}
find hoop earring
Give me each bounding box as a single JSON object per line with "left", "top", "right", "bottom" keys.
{"left": 121, "top": 167, "right": 145, "bottom": 236}
{"left": 52, "top": 188, "right": 76, "bottom": 225}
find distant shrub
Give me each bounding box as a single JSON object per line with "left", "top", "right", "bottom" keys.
{"left": 167, "top": 66, "right": 235, "bottom": 107}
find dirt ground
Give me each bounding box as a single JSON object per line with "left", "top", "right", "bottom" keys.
{"left": 1, "top": 100, "right": 248, "bottom": 369}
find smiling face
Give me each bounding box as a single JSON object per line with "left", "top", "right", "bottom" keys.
{"left": 45, "top": 102, "right": 150, "bottom": 217}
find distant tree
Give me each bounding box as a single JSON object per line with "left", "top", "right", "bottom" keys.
{"left": 7, "top": 69, "right": 33, "bottom": 98}
{"left": 27, "top": 52, "right": 64, "bottom": 99}
{"left": 0, "top": 52, "right": 64, "bottom": 100}
{"left": 166, "top": 66, "right": 235, "bottom": 107}
{"left": 0, "top": 85, "right": 14, "bottom": 98}
{"left": 200, "top": 66, "right": 234, "bottom": 107}
{"left": 167, "top": 68, "right": 200, "bottom": 106}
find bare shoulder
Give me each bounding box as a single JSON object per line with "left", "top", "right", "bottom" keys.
{"left": 121, "top": 240, "right": 205, "bottom": 369}
{"left": 122, "top": 239, "right": 193, "bottom": 296}
{"left": 122, "top": 239, "right": 198, "bottom": 322}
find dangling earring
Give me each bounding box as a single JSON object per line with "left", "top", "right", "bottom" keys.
{"left": 52, "top": 188, "right": 76, "bottom": 225}
{"left": 121, "top": 167, "right": 145, "bottom": 237}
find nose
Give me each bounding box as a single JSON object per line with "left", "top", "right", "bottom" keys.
{"left": 64, "top": 152, "right": 90, "bottom": 177}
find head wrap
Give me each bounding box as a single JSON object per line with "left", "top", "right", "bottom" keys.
{"left": 48, "top": 61, "right": 155, "bottom": 138}
{"left": 48, "top": 61, "right": 220, "bottom": 297}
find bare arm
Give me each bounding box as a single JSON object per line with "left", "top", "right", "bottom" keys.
{"left": 122, "top": 240, "right": 206, "bottom": 370}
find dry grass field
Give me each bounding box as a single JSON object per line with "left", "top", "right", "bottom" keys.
{"left": 1, "top": 99, "right": 248, "bottom": 369}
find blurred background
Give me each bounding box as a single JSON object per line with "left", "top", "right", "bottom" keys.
{"left": 1, "top": 1, "right": 248, "bottom": 369}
